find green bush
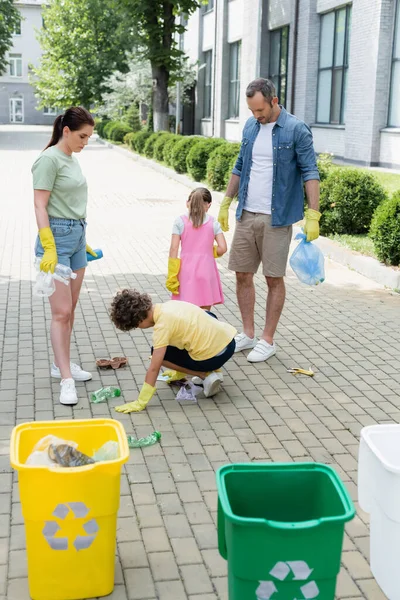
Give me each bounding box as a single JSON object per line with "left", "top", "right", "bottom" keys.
{"left": 171, "top": 136, "right": 202, "bottom": 173}
{"left": 319, "top": 168, "right": 387, "bottom": 235}
{"left": 143, "top": 132, "right": 165, "bottom": 158}
{"left": 317, "top": 152, "right": 334, "bottom": 182}
{"left": 369, "top": 190, "right": 400, "bottom": 266}
{"left": 206, "top": 143, "right": 241, "bottom": 191}
{"left": 103, "top": 120, "right": 115, "bottom": 139}
{"left": 124, "top": 132, "right": 136, "bottom": 146}
{"left": 124, "top": 104, "right": 142, "bottom": 132}
{"left": 163, "top": 135, "right": 181, "bottom": 166}
{"left": 187, "top": 138, "right": 227, "bottom": 181}
{"left": 96, "top": 118, "right": 110, "bottom": 137}
{"left": 153, "top": 133, "right": 174, "bottom": 161}
{"left": 109, "top": 122, "right": 133, "bottom": 142}
{"left": 132, "top": 130, "right": 152, "bottom": 154}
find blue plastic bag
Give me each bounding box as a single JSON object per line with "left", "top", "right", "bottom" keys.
{"left": 289, "top": 233, "right": 325, "bottom": 286}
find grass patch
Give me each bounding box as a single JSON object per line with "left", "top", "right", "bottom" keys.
{"left": 328, "top": 233, "right": 378, "bottom": 259}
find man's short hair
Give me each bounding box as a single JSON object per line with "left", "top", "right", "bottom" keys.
{"left": 246, "top": 78, "right": 276, "bottom": 101}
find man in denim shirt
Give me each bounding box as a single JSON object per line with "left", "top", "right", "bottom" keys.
{"left": 218, "top": 79, "right": 320, "bottom": 362}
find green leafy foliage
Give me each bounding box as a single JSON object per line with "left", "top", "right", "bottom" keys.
{"left": 32, "top": 0, "right": 133, "bottom": 108}
{"left": 132, "top": 131, "right": 152, "bottom": 153}
{"left": 0, "top": 0, "right": 21, "bottom": 75}
{"left": 143, "top": 132, "right": 164, "bottom": 158}
{"left": 163, "top": 135, "right": 181, "bottom": 165}
{"left": 370, "top": 191, "right": 400, "bottom": 266}
{"left": 319, "top": 168, "right": 387, "bottom": 235}
{"left": 153, "top": 133, "right": 174, "bottom": 161}
{"left": 317, "top": 153, "right": 334, "bottom": 182}
{"left": 206, "top": 143, "right": 241, "bottom": 191}
{"left": 171, "top": 136, "right": 202, "bottom": 173}
{"left": 124, "top": 104, "right": 142, "bottom": 132}
{"left": 124, "top": 132, "right": 136, "bottom": 146}
{"left": 186, "top": 138, "right": 227, "bottom": 182}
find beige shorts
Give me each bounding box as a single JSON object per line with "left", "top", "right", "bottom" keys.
{"left": 228, "top": 211, "right": 292, "bottom": 277}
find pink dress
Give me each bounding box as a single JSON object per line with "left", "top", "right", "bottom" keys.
{"left": 172, "top": 215, "right": 224, "bottom": 306}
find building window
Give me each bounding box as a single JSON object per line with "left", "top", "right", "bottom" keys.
{"left": 9, "top": 97, "right": 24, "bottom": 123}
{"left": 389, "top": 0, "right": 400, "bottom": 126}
{"left": 9, "top": 54, "right": 22, "bottom": 77}
{"left": 14, "top": 19, "right": 21, "bottom": 35}
{"left": 228, "top": 41, "right": 241, "bottom": 119}
{"left": 43, "top": 107, "right": 57, "bottom": 115}
{"left": 201, "top": 0, "right": 214, "bottom": 14}
{"left": 203, "top": 50, "right": 212, "bottom": 118}
{"left": 268, "top": 26, "right": 289, "bottom": 107}
{"left": 316, "top": 5, "right": 352, "bottom": 125}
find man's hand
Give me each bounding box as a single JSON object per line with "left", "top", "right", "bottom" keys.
{"left": 304, "top": 208, "right": 321, "bottom": 242}
{"left": 218, "top": 197, "right": 233, "bottom": 232}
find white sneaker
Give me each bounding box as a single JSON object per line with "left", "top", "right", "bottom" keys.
{"left": 203, "top": 372, "right": 224, "bottom": 397}
{"left": 192, "top": 372, "right": 223, "bottom": 386}
{"left": 247, "top": 340, "right": 276, "bottom": 363}
{"left": 60, "top": 378, "right": 78, "bottom": 405}
{"left": 51, "top": 362, "right": 92, "bottom": 381}
{"left": 234, "top": 332, "right": 257, "bottom": 352}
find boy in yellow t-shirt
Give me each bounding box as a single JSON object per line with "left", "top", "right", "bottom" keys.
{"left": 110, "top": 289, "right": 237, "bottom": 413}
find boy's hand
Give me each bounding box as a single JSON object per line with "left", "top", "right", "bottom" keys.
{"left": 115, "top": 382, "right": 156, "bottom": 413}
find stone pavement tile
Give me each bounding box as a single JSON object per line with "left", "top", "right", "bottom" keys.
{"left": 142, "top": 527, "right": 171, "bottom": 553}
{"left": 7, "top": 549, "right": 27, "bottom": 579}
{"left": 188, "top": 595, "right": 218, "bottom": 600}
{"left": 135, "top": 504, "right": 164, "bottom": 529}
{"left": 201, "top": 548, "right": 228, "bottom": 578}
{"left": 357, "top": 578, "right": 388, "bottom": 599}
{"left": 163, "top": 514, "right": 192, "bottom": 538}
{"left": 341, "top": 550, "right": 373, "bottom": 579}
{"left": 117, "top": 517, "right": 141, "bottom": 543}
{"left": 124, "top": 567, "right": 156, "bottom": 600}
{"left": 118, "top": 541, "right": 149, "bottom": 569}
{"left": 155, "top": 579, "right": 187, "bottom": 600}
{"left": 170, "top": 537, "right": 202, "bottom": 565}
{"left": 181, "top": 564, "right": 214, "bottom": 595}
{"left": 148, "top": 551, "right": 180, "bottom": 581}
{"left": 6, "top": 577, "right": 30, "bottom": 600}
{"left": 212, "top": 576, "right": 229, "bottom": 600}
{"left": 0, "top": 539, "right": 8, "bottom": 565}
{"left": 335, "top": 567, "right": 362, "bottom": 598}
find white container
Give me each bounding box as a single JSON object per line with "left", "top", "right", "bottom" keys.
{"left": 358, "top": 424, "right": 400, "bottom": 599}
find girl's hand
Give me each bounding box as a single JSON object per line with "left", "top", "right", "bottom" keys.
{"left": 86, "top": 243, "right": 98, "bottom": 258}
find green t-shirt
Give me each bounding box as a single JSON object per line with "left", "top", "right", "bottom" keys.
{"left": 31, "top": 146, "right": 88, "bottom": 219}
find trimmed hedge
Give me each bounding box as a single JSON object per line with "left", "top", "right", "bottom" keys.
{"left": 102, "top": 121, "right": 133, "bottom": 142}
{"left": 317, "top": 153, "right": 334, "bottom": 182}
{"left": 132, "top": 130, "right": 152, "bottom": 153}
{"left": 143, "top": 132, "right": 166, "bottom": 158}
{"left": 206, "top": 143, "right": 241, "bottom": 191}
{"left": 319, "top": 168, "right": 387, "bottom": 235}
{"left": 124, "top": 132, "right": 136, "bottom": 146}
{"left": 163, "top": 135, "right": 181, "bottom": 166}
{"left": 153, "top": 133, "right": 174, "bottom": 161}
{"left": 370, "top": 190, "right": 400, "bottom": 266}
{"left": 171, "top": 136, "right": 202, "bottom": 173}
{"left": 96, "top": 118, "right": 110, "bottom": 137}
{"left": 186, "top": 138, "right": 227, "bottom": 182}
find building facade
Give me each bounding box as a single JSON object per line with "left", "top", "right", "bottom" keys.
{"left": 0, "top": 0, "right": 55, "bottom": 125}
{"left": 183, "top": 0, "right": 400, "bottom": 168}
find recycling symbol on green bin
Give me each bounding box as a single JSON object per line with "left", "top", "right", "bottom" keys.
{"left": 42, "top": 502, "right": 99, "bottom": 551}
{"left": 256, "top": 561, "right": 319, "bottom": 599}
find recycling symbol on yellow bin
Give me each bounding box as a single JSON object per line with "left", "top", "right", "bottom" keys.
{"left": 256, "top": 561, "right": 319, "bottom": 599}
{"left": 43, "top": 502, "right": 99, "bottom": 551}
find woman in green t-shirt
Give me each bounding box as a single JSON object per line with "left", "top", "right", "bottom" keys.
{"left": 32, "top": 106, "right": 97, "bottom": 406}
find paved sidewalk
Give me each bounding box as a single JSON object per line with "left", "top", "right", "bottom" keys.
{"left": 1, "top": 126, "right": 399, "bottom": 600}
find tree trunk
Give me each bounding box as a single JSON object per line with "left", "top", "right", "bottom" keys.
{"left": 152, "top": 64, "right": 169, "bottom": 132}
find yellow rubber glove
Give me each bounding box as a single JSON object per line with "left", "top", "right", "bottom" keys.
{"left": 162, "top": 369, "right": 186, "bottom": 383}
{"left": 304, "top": 209, "right": 322, "bottom": 242}
{"left": 213, "top": 245, "right": 219, "bottom": 259}
{"left": 86, "top": 243, "right": 97, "bottom": 258}
{"left": 115, "top": 382, "right": 156, "bottom": 413}
{"left": 39, "top": 227, "right": 58, "bottom": 273}
{"left": 166, "top": 258, "right": 180, "bottom": 295}
{"left": 218, "top": 197, "right": 233, "bottom": 232}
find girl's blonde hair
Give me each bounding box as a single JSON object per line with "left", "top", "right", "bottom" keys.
{"left": 188, "top": 187, "right": 212, "bottom": 228}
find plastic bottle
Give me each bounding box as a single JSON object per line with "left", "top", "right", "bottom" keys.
{"left": 53, "top": 264, "right": 77, "bottom": 284}
{"left": 34, "top": 259, "right": 77, "bottom": 296}
{"left": 127, "top": 431, "right": 161, "bottom": 448}
{"left": 90, "top": 386, "right": 122, "bottom": 403}
{"left": 87, "top": 248, "right": 103, "bottom": 262}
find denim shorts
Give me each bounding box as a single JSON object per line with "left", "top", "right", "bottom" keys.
{"left": 35, "top": 217, "right": 88, "bottom": 271}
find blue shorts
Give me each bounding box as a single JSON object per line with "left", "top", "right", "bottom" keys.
{"left": 35, "top": 217, "right": 88, "bottom": 271}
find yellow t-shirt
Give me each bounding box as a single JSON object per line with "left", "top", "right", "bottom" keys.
{"left": 153, "top": 301, "right": 237, "bottom": 361}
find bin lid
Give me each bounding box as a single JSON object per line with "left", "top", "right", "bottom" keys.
{"left": 361, "top": 425, "right": 400, "bottom": 474}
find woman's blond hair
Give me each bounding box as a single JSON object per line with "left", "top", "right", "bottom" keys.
{"left": 188, "top": 187, "right": 212, "bottom": 228}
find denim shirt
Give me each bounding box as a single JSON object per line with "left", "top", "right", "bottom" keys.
{"left": 232, "top": 107, "right": 320, "bottom": 227}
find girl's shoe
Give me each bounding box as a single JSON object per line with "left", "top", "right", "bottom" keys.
{"left": 192, "top": 371, "right": 222, "bottom": 386}
{"left": 203, "top": 372, "right": 224, "bottom": 397}
{"left": 60, "top": 378, "right": 78, "bottom": 405}
{"left": 51, "top": 362, "right": 92, "bottom": 381}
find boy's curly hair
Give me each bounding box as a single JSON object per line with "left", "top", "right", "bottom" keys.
{"left": 110, "top": 289, "right": 153, "bottom": 331}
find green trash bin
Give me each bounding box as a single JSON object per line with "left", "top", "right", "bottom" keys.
{"left": 217, "top": 463, "right": 355, "bottom": 600}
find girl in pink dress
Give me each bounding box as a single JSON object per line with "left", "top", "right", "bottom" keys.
{"left": 166, "top": 187, "right": 227, "bottom": 310}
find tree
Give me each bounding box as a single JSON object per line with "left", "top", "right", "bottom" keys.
{"left": 119, "top": 0, "right": 203, "bottom": 131}
{"left": 0, "top": 0, "right": 21, "bottom": 75}
{"left": 32, "top": 0, "right": 134, "bottom": 108}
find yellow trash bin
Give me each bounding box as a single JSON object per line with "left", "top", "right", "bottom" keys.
{"left": 10, "top": 418, "right": 129, "bottom": 600}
